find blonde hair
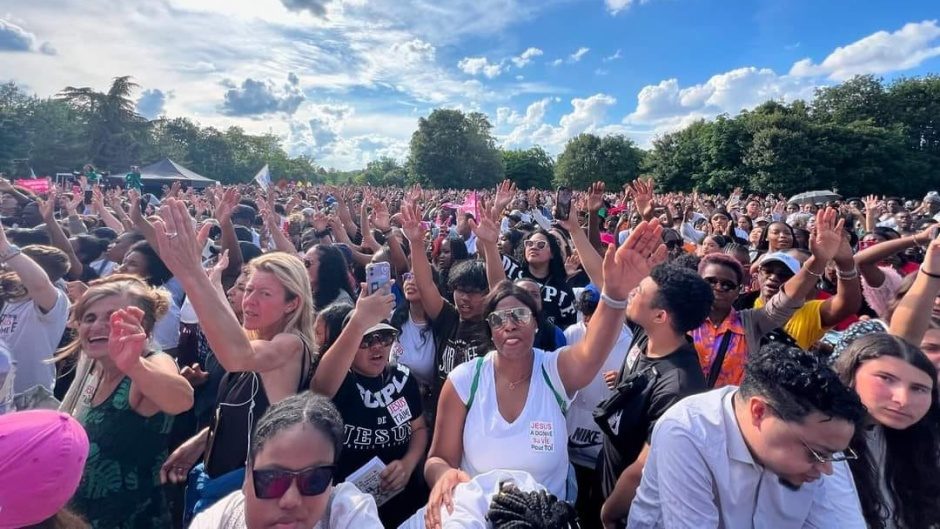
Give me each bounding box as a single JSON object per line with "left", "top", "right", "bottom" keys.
{"left": 246, "top": 252, "right": 316, "bottom": 356}
{"left": 54, "top": 274, "right": 171, "bottom": 362}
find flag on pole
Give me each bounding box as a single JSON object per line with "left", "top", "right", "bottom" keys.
{"left": 254, "top": 164, "right": 271, "bottom": 190}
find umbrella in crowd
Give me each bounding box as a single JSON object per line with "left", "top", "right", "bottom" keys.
{"left": 788, "top": 189, "right": 842, "bottom": 205}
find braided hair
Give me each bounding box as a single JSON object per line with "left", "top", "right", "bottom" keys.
{"left": 486, "top": 482, "right": 580, "bottom": 529}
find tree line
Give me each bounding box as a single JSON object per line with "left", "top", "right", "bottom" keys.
{"left": 1, "top": 74, "right": 938, "bottom": 195}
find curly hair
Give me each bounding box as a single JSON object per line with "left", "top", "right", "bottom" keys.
{"left": 649, "top": 264, "right": 714, "bottom": 334}
{"left": 739, "top": 342, "right": 866, "bottom": 425}
{"left": 486, "top": 482, "right": 580, "bottom": 529}
{"left": 834, "top": 333, "right": 940, "bottom": 529}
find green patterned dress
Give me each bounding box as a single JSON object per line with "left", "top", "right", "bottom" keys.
{"left": 71, "top": 377, "right": 175, "bottom": 528}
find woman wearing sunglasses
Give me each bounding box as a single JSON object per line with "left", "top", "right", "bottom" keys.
{"left": 825, "top": 333, "right": 940, "bottom": 529}
{"left": 312, "top": 283, "right": 429, "bottom": 527}
{"left": 189, "top": 392, "right": 382, "bottom": 529}
{"left": 422, "top": 219, "right": 668, "bottom": 529}
{"left": 501, "top": 230, "right": 578, "bottom": 328}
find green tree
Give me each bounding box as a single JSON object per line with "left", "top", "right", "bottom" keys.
{"left": 58, "top": 76, "right": 149, "bottom": 170}
{"left": 811, "top": 75, "right": 889, "bottom": 126}
{"left": 407, "top": 109, "right": 504, "bottom": 189}
{"left": 502, "top": 146, "right": 554, "bottom": 189}
{"left": 554, "top": 134, "right": 643, "bottom": 190}
{"left": 356, "top": 157, "right": 410, "bottom": 186}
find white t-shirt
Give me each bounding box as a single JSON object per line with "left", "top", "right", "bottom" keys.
{"left": 88, "top": 258, "right": 117, "bottom": 278}
{"left": 398, "top": 469, "right": 546, "bottom": 529}
{"left": 0, "top": 290, "right": 70, "bottom": 394}
{"left": 450, "top": 348, "right": 574, "bottom": 500}
{"left": 392, "top": 315, "right": 436, "bottom": 386}
{"left": 563, "top": 322, "right": 632, "bottom": 468}
{"left": 189, "top": 482, "right": 382, "bottom": 529}
{"left": 152, "top": 300, "right": 181, "bottom": 351}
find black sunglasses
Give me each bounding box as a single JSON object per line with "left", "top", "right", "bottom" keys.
{"left": 359, "top": 331, "right": 397, "bottom": 349}
{"left": 704, "top": 277, "right": 739, "bottom": 293}
{"left": 252, "top": 464, "right": 336, "bottom": 499}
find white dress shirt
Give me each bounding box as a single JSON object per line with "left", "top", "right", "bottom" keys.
{"left": 627, "top": 386, "right": 864, "bottom": 529}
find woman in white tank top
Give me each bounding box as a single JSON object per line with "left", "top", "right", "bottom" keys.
{"left": 419, "top": 209, "right": 668, "bottom": 529}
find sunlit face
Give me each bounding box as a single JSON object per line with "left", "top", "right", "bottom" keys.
{"left": 737, "top": 216, "right": 752, "bottom": 231}
{"left": 700, "top": 263, "right": 740, "bottom": 313}
{"left": 698, "top": 236, "right": 723, "bottom": 257}
{"left": 498, "top": 232, "right": 515, "bottom": 257}
{"left": 107, "top": 233, "right": 138, "bottom": 263}
{"left": 626, "top": 277, "right": 664, "bottom": 330}
{"left": 895, "top": 212, "right": 912, "bottom": 230}
{"left": 402, "top": 275, "right": 420, "bottom": 302}
{"left": 244, "top": 424, "right": 334, "bottom": 529}
{"left": 746, "top": 201, "right": 760, "bottom": 218}
{"left": 757, "top": 262, "right": 794, "bottom": 300}
{"left": 786, "top": 203, "right": 800, "bottom": 214}
{"left": 116, "top": 250, "right": 150, "bottom": 279}
{"left": 227, "top": 272, "right": 249, "bottom": 318}
{"left": 747, "top": 402, "right": 855, "bottom": 488}
{"left": 711, "top": 215, "right": 730, "bottom": 233}
{"left": 524, "top": 233, "right": 552, "bottom": 265}
{"left": 749, "top": 227, "right": 763, "bottom": 246}
{"left": 801, "top": 203, "right": 817, "bottom": 214}
{"left": 767, "top": 223, "right": 793, "bottom": 251}
{"left": 853, "top": 356, "right": 933, "bottom": 430}
{"left": 489, "top": 296, "right": 537, "bottom": 358}
{"left": 78, "top": 294, "right": 136, "bottom": 359}
{"left": 242, "top": 270, "right": 298, "bottom": 332}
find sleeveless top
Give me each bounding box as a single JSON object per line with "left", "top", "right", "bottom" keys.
{"left": 71, "top": 376, "right": 174, "bottom": 529}
{"left": 205, "top": 343, "right": 311, "bottom": 478}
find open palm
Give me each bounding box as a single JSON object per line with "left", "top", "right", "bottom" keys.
{"left": 602, "top": 219, "right": 667, "bottom": 299}
{"left": 808, "top": 207, "right": 844, "bottom": 264}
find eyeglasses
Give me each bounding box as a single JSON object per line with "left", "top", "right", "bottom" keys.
{"left": 524, "top": 240, "right": 547, "bottom": 250}
{"left": 767, "top": 403, "right": 859, "bottom": 464}
{"left": 486, "top": 307, "right": 533, "bottom": 329}
{"left": 402, "top": 272, "right": 414, "bottom": 281}
{"left": 704, "top": 277, "right": 738, "bottom": 293}
{"left": 252, "top": 464, "right": 336, "bottom": 499}
{"left": 359, "top": 331, "right": 397, "bottom": 349}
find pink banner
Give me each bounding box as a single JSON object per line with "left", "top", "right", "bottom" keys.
{"left": 14, "top": 178, "right": 51, "bottom": 194}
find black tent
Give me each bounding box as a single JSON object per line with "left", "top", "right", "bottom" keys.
{"left": 132, "top": 158, "right": 218, "bottom": 189}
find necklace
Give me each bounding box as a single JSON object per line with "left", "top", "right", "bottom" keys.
{"left": 506, "top": 372, "right": 531, "bottom": 391}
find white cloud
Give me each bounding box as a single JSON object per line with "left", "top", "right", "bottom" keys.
{"left": 511, "top": 47, "right": 543, "bottom": 68}
{"left": 603, "top": 49, "right": 622, "bottom": 62}
{"left": 549, "top": 58, "right": 564, "bottom": 67}
{"left": 605, "top": 0, "right": 650, "bottom": 15}
{"left": 0, "top": 18, "right": 56, "bottom": 54}
{"left": 501, "top": 94, "right": 619, "bottom": 151}
{"left": 790, "top": 20, "right": 940, "bottom": 80}
{"left": 569, "top": 47, "right": 590, "bottom": 62}
{"left": 627, "top": 67, "right": 816, "bottom": 124}
{"left": 457, "top": 56, "right": 506, "bottom": 78}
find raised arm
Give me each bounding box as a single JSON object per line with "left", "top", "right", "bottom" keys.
{"left": 557, "top": 219, "right": 669, "bottom": 394}
{"left": 109, "top": 306, "right": 193, "bottom": 415}
{"left": 0, "top": 216, "right": 62, "bottom": 312}
{"left": 38, "top": 190, "right": 84, "bottom": 281}
{"left": 854, "top": 225, "right": 933, "bottom": 287}
{"left": 890, "top": 236, "right": 940, "bottom": 344}
{"left": 469, "top": 196, "right": 506, "bottom": 288}
{"left": 310, "top": 287, "right": 394, "bottom": 398}
{"left": 153, "top": 199, "right": 299, "bottom": 375}
{"left": 818, "top": 229, "right": 863, "bottom": 327}
{"left": 128, "top": 189, "right": 159, "bottom": 250}
{"left": 92, "top": 187, "right": 125, "bottom": 234}
{"left": 557, "top": 182, "right": 604, "bottom": 286}
{"left": 401, "top": 201, "right": 445, "bottom": 320}
{"left": 214, "top": 188, "right": 245, "bottom": 287}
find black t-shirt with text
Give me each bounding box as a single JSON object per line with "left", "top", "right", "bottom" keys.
{"left": 503, "top": 255, "right": 577, "bottom": 328}
{"left": 429, "top": 302, "right": 492, "bottom": 400}
{"left": 598, "top": 323, "right": 706, "bottom": 498}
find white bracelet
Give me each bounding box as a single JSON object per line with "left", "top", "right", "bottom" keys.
{"left": 600, "top": 293, "right": 628, "bottom": 309}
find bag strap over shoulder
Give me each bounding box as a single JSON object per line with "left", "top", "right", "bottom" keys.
{"left": 705, "top": 331, "right": 734, "bottom": 389}
{"left": 540, "top": 365, "right": 567, "bottom": 416}
{"left": 465, "top": 356, "right": 485, "bottom": 411}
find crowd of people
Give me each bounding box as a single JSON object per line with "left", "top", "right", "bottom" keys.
{"left": 1, "top": 171, "right": 939, "bottom": 529}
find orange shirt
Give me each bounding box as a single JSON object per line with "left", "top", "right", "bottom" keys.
{"left": 691, "top": 310, "right": 749, "bottom": 388}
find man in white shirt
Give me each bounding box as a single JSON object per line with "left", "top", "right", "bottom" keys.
{"left": 627, "top": 342, "right": 867, "bottom": 529}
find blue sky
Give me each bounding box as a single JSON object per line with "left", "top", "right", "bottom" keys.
{"left": 1, "top": 0, "right": 939, "bottom": 170}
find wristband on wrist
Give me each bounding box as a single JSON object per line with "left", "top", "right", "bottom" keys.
{"left": 600, "top": 293, "right": 628, "bottom": 310}
{"left": 804, "top": 267, "right": 824, "bottom": 279}
{"left": 837, "top": 268, "right": 859, "bottom": 280}
{"left": 0, "top": 244, "right": 21, "bottom": 263}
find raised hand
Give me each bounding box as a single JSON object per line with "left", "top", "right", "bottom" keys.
{"left": 601, "top": 218, "right": 668, "bottom": 300}
{"left": 628, "top": 178, "right": 654, "bottom": 219}
{"left": 38, "top": 187, "right": 57, "bottom": 220}
{"left": 153, "top": 198, "right": 205, "bottom": 277}
{"left": 808, "top": 207, "right": 845, "bottom": 264}
{"left": 214, "top": 187, "right": 240, "bottom": 224}
{"left": 370, "top": 199, "right": 391, "bottom": 232}
{"left": 493, "top": 179, "right": 517, "bottom": 216}
{"left": 565, "top": 251, "right": 582, "bottom": 276}
{"left": 351, "top": 282, "right": 396, "bottom": 329}
{"left": 108, "top": 307, "right": 148, "bottom": 374}
{"left": 400, "top": 201, "right": 427, "bottom": 242}
{"left": 863, "top": 194, "right": 880, "bottom": 214}
{"left": 468, "top": 196, "right": 499, "bottom": 245}
{"left": 587, "top": 181, "right": 606, "bottom": 212}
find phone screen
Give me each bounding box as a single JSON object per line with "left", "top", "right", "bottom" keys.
{"left": 555, "top": 187, "right": 572, "bottom": 220}
{"left": 366, "top": 262, "right": 391, "bottom": 295}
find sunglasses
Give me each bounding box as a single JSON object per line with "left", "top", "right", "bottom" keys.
{"left": 252, "top": 464, "right": 336, "bottom": 499}
{"left": 359, "top": 331, "right": 397, "bottom": 349}
{"left": 486, "top": 307, "right": 533, "bottom": 329}
{"left": 524, "top": 240, "right": 547, "bottom": 250}
{"left": 704, "top": 277, "right": 738, "bottom": 293}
